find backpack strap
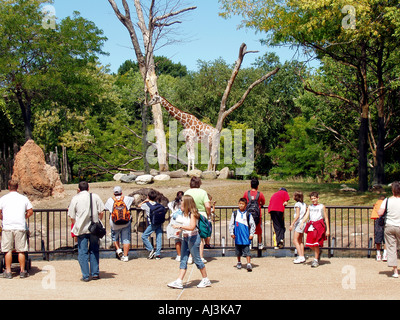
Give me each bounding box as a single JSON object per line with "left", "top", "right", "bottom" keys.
{"left": 248, "top": 190, "right": 260, "bottom": 201}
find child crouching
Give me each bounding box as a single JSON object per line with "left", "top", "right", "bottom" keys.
{"left": 229, "top": 198, "right": 256, "bottom": 272}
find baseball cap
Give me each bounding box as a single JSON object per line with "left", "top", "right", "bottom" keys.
{"left": 113, "top": 186, "right": 122, "bottom": 195}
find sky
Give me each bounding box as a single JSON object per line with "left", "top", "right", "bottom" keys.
{"left": 51, "top": 0, "right": 306, "bottom": 74}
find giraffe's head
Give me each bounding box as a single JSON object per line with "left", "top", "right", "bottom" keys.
{"left": 148, "top": 94, "right": 161, "bottom": 106}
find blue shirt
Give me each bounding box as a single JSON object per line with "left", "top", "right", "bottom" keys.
{"left": 229, "top": 210, "right": 256, "bottom": 245}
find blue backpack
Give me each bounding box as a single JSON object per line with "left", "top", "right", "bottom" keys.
{"left": 197, "top": 214, "right": 212, "bottom": 238}
{"left": 147, "top": 202, "right": 167, "bottom": 225}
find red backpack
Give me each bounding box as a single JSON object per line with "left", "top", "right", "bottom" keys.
{"left": 111, "top": 197, "right": 131, "bottom": 225}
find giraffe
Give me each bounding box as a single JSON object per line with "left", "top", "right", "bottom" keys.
{"left": 148, "top": 94, "right": 219, "bottom": 172}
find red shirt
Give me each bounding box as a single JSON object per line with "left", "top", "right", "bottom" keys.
{"left": 243, "top": 190, "right": 266, "bottom": 212}
{"left": 268, "top": 190, "right": 290, "bottom": 213}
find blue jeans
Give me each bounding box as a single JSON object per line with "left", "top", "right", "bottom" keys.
{"left": 141, "top": 224, "right": 162, "bottom": 256}
{"left": 180, "top": 233, "right": 205, "bottom": 270}
{"left": 77, "top": 234, "right": 100, "bottom": 280}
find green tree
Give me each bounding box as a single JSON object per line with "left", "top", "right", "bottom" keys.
{"left": 0, "top": 0, "right": 107, "bottom": 141}
{"left": 220, "top": 0, "right": 400, "bottom": 190}
{"left": 268, "top": 117, "right": 343, "bottom": 181}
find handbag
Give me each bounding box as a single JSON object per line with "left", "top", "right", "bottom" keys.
{"left": 88, "top": 193, "right": 106, "bottom": 239}
{"left": 377, "top": 198, "right": 388, "bottom": 227}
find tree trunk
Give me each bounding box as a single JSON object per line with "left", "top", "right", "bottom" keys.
{"left": 358, "top": 116, "right": 369, "bottom": 192}
{"left": 108, "top": 0, "right": 170, "bottom": 172}
{"left": 375, "top": 116, "right": 385, "bottom": 185}
{"left": 145, "top": 73, "right": 168, "bottom": 172}
{"left": 15, "top": 89, "right": 33, "bottom": 141}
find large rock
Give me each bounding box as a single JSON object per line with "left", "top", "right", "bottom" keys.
{"left": 135, "top": 174, "right": 154, "bottom": 185}
{"left": 128, "top": 188, "right": 169, "bottom": 207}
{"left": 12, "top": 139, "right": 64, "bottom": 199}
{"left": 169, "top": 169, "right": 186, "bottom": 178}
{"left": 218, "top": 167, "right": 231, "bottom": 179}
{"left": 201, "top": 171, "right": 217, "bottom": 180}
{"left": 120, "top": 174, "right": 137, "bottom": 183}
{"left": 153, "top": 174, "right": 171, "bottom": 181}
{"left": 187, "top": 169, "right": 202, "bottom": 178}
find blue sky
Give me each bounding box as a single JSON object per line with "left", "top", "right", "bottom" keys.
{"left": 51, "top": 0, "right": 304, "bottom": 73}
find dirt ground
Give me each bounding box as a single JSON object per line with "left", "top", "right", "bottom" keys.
{"left": 0, "top": 177, "right": 266, "bottom": 210}
{"left": 0, "top": 255, "right": 399, "bottom": 302}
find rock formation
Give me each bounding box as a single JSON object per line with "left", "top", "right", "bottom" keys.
{"left": 128, "top": 188, "right": 169, "bottom": 207}
{"left": 12, "top": 139, "right": 64, "bottom": 199}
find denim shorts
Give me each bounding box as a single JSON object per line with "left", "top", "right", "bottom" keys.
{"left": 111, "top": 225, "right": 131, "bottom": 244}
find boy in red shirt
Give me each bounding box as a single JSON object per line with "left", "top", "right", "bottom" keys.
{"left": 243, "top": 178, "right": 266, "bottom": 249}
{"left": 268, "top": 187, "right": 290, "bottom": 249}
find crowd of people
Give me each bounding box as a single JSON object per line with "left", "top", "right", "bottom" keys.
{"left": 1, "top": 177, "right": 400, "bottom": 286}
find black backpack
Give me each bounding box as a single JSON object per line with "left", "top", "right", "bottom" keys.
{"left": 147, "top": 202, "right": 167, "bottom": 225}
{"left": 246, "top": 191, "right": 260, "bottom": 226}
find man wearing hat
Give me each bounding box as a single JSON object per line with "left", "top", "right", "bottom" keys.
{"left": 268, "top": 187, "right": 290, "bottom": 249}
{"left": 104, "top": 186, "right": 134, "bottom": 261}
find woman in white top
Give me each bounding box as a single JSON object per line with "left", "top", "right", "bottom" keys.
{"left": 167, "top": 195, "right": 211, "bottom": 289}
{"left": 289, "top": 191, "right": 307, "bottom": 264}
{"left": 378, "top": 181, "right": 400, "bottom": 278}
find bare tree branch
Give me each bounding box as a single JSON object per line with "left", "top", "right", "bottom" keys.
{"left": 215, "top": 43, "right": 279, "bottom": 131}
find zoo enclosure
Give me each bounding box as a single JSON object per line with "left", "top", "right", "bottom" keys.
{"left": 26, "top": 205, "right": 376, "bottom": 259}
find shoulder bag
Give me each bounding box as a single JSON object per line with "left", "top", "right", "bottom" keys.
{"left": 377, "top": 198, "right": 388, "bottom": 227}
{"left": 88, "top": 193, "right": 106, "bottom": 239}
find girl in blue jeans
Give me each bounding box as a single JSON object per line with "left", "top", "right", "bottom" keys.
{"left": 167, "top": 195, "right": 211, "bottom": 289}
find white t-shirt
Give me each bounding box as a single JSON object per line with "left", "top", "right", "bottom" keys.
{"left": 294, "top": 202, "right": 307, "bottom": 220}
{"left": 308, "top": 203, "right": 324, "bottom": 222}
{"left": 380, "top": 197, "right": 400, "bottom": 227}
{"left": 0, "top": 191, "right": 33, "bottom": 230}
{"left": 104, "top": 195, "right": 134, "bottom": 230}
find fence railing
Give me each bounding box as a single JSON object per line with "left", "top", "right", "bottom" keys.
{"left": 25, "top": 205, "right": 376, "bottom": 259}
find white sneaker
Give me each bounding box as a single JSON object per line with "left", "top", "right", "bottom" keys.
{"left": 175, "top": 255, "right": 181, "bottom": 262}
{"left": 197, "top": 278, "right": 211, "bottom": 288}
{"left": 246, "top": 263, "right": 253, "bottom": 272}
{"left": 376, "top": 254, "right": 382, "bottom": 261}
{"left": 188, "top": 257, "right": 193, "bottom": 264}
{"left": 201, "top": 258, "right": 207, "bottom": 264}
{"left": 167, "top": 279, "right": 183, "bottom": 289}
{"left": 293, "top": 256, "right": 306, "bottom": 264}
{"left": 116, "top": 248, "right": 123, "bottom": 259}
{"left": 121, "top": 256, "right": 129, "bottom": 262}
{"left": 382, "top": 252, "right": 388, "bottom": 261}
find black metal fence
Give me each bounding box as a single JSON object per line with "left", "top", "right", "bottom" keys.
{"left": 26, "top": 205, "right": 376, "bottom": 259}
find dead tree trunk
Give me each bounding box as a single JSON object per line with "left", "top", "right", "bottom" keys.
{"left": 108, "top": 0, "right": 196, "bottom": 172}
{"left": 209, "top": 43, "right": 280, "bottom": 171}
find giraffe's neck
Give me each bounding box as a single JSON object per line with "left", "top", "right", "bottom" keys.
{"left": 159, "top": 97, "right": 193, "bottom": 126}
{"left": 159, "top": 96, "right": 217, "bottom": 137}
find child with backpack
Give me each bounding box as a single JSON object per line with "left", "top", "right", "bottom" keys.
{"left": 104, "top": 186, "right": 134, "bottom": 262}
{"left": 167, "top": 195, "right": 211, "bottom": 289}
{"left": 243, "top": 178, "right": 265, "bottom": 249}
{"left": 229, "top": 198, "right": 256, "bottom": 272}
{"left": 139, "top": 190, "right": 167, "bottom": 260}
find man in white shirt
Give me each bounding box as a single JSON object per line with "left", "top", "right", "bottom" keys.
{"left": 0, "top": 180, "right": 33, "bottom": 279}
{"left": 68, "top": 181, "right": 105, "bottom": 282}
